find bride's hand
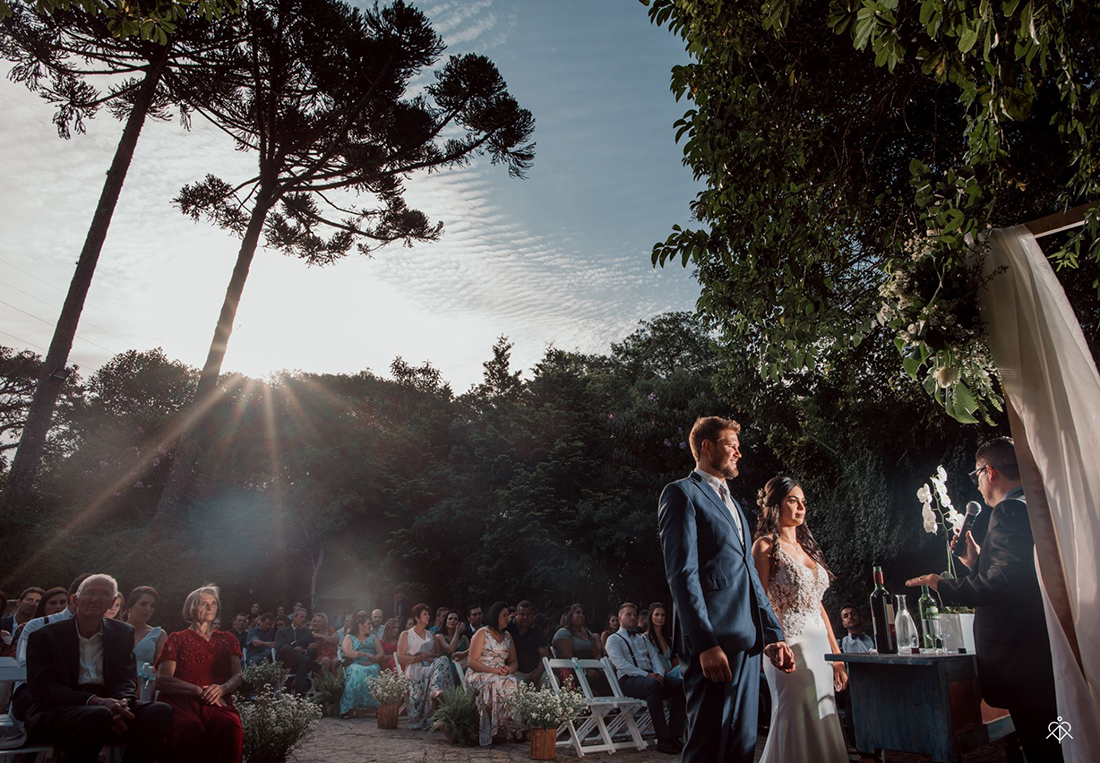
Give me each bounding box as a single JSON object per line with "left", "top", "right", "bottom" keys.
{"left": 832, "top": 662, "right": 848, "bottom": 692}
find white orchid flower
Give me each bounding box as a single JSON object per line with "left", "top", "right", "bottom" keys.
{"left": 916, "top": 483, "right": 932, "bottom": 504}
{"left": 922, "top": 501, "right": 938, "bottom": 534}
{"left": 936, "top": 465, "right": 948, "bottom": 483}
{"left": 934, "top": 480, "right": 951, "bottom": 506}
{"left": 947, "top": 508, "right": 966, "bottom": 533}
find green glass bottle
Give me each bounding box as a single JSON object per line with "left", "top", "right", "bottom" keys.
{"left": 918, "top": 585, "right": 940, "bottom": 650}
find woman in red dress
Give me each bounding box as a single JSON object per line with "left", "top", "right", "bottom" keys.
{"left": 379, "top": 618, "right": 400, "bottom": 671}
{"left": 156, "top": 584, "right": 244, "bottom": 763}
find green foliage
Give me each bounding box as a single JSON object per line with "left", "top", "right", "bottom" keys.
{"left": 309, "top": 668, "right": 345, "bottom": 715}
{"left": 643, "top": 0, "right": 1099, "bottom": 422}
{"left": 0, "top": 1, "right": 241, "bottom": 44}
{"left": 429, "top": 687, "right": 479, "bottom": 746}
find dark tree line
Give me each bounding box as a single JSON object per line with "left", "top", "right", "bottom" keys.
{"left": 0, "top": 312, "right": 996, "bottom": 629}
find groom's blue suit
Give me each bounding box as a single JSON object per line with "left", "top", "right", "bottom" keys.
{"left": 658, "top": 471, "right": 784, "bottom": 763}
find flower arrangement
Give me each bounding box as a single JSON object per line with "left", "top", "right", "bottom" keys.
{"left": 238, "top": 660, "right": 290, "bottom": 697}
{"left": 238, "top": 685, "right": 321, "bottom": 763}
{"left": 364, "top": 668, "right": 413, "bottom": 706}
{"left": 508, "top": 682, "right": 586, "bottom": 730}
{"left": 918, "top": 465, "right": 966, "bottom": 580}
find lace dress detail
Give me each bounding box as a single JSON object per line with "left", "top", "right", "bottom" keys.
{"left": 765, "top": 545, "right": 829, "bottom": 640}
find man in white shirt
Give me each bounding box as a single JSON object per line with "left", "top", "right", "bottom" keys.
{"left": 24, "top": 574, "right": 172, "bottom": 763}
{"left": 839, "top": 605, "right": 874, "bottom": 654}
{"left": 605, "top": 602, "right": 685, "bottom": 755}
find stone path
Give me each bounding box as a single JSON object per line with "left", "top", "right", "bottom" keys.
{"left": 289, "top": 717, "right": 1010, "bottom": 762}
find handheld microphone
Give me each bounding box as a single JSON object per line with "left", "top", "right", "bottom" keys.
{"left": 950, "top": 501, "right": 982, "bottom": 557}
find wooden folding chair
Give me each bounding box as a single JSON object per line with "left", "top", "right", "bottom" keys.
{"left": 543, "top": 657, "right": 647, "bottom": 756}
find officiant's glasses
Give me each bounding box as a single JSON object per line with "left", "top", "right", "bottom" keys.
{"left": 969, "top": 465, "right": 989, "bottom": 485}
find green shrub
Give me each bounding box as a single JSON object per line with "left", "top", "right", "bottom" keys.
{"left": 429, "top": 686, "right": 479, "bottom": 746}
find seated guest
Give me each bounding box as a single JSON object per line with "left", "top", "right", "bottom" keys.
{"left": 25, "top": 573, "right": 173, "bottom": 763}
{"left": 554, "top": 603, "right": 603, "bottom": 660}
{"left": 104, "top": 593, "right": 124, "bottom": 620}
{"left": 1, "top": 586, "right": 44, "bottom": 638}
{"left": 273, "top": 614, "right": 289, "bottom": 632}
{"left": 369, "top": 609, "right": 385, "bottom": 640}
{"left": 435, "top": 609, "right": 470, "bottom": 677}
{"left": 308, "top": 613, "right": 340, "bottom": 673}
{"left": 554, "top": 603, "right": 610, "bottom": 694}
{"left": 378, "top": 618, "right": 399, "bottom": 671}
{"left": 429, "top": 606, "right": 448, "bottom": 634}
{"left": 275, "top": 609, "right": 319, "bottom": 696}
{"left": 0, "top": 589, "right": 8, "bottom": 657}
{"left": 645, "top": 602, "right": 680, "bottom": 679}
{"left": 534, "top": 614, "right": 551, "bottom": 644}
{"left": 246, "top": 603, "right": 261, "bottom": 628}
{"left": 33, "top": 587, "right": 70, "bottom": 621}
{"left": 244, "top": 613, "right": 277, "bottom": 665}
{"left": 465, "top": 601, "right": 523, "bottom": 747}
{"left": 339, "top": 611, "right": 384, "bottom": 718}
{"left": 839, "top": 604, "right": 874, "bottom": 654}
{"left": 12, "top": 574, "right": 89, "bottom": 721}
{"left": 600, "top": 612, "right": 619, "bottom": 651}
{"left": 464, "top": 605, "right": 483, "bottom": 640}
{"left": 334, "top": 611, "right": 354, "bottom": 663}
{"left": 120, "top": 586, "right": 166, "bottom": 673}
{"left": 229, "top": 613, "right": 250, "bottom": 652}
{"left": 404, "top": 615, "right": 416, "bottom": 632}
{"left": 398, "top": 603, "right": 456, "bottom": 728}
{"left": 274, "top": 606, "right": 286, "bottom": 621}
{"left": 605, "top": 602, "right": 685, "bottom": 755}
{"left": 155, "top": 584, "right": 244, "bottom": 763}
{"left": 505, "top": 600, "right": 547, "bottom": 685}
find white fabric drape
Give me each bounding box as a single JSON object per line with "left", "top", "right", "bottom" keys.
{"left": 976, "top": 226, "right": 1100, "bottom": 762}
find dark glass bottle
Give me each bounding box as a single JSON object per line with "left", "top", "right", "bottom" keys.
{"left": 870, "top": 565, "right": 897, "bottom": 654}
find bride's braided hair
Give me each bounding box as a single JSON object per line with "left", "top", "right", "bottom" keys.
{"left": 753, "top": 475, "right": 834, "bottom": 581}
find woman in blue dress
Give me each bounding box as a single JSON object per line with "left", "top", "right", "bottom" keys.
{"left": 340, "top": 611, "right": 384, "bottom": 717}
{"left": 121, "top": 586, "right": 166, "bottom": 679}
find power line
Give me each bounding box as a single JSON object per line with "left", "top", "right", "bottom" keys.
{"left": 0, "top": 298, "right": 114, "bottom": 354}
{"left": 0, "top": 328, "right": 48, "bottom": 354}
{"left": 0, "top": 277, "right": 134, "bottom": 346}
{"left": 0, "top": 255, "right": 160, "bottom": 343}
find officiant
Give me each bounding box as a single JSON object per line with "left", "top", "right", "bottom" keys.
{"left": 906, "top": 437, "right": 1061, "bottom": 763}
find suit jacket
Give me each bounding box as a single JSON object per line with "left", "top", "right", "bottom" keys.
{"left": 274, "top": 625, "right": 315, "bottom": 652}
{"left": 25, "top": 617, "right": 138, "bottom": 718}
{"left": 937, "top": 488, "right": 1052, "bottom": 707}
{"left": 658, "top": 471, "right": 783, "bottom": 659}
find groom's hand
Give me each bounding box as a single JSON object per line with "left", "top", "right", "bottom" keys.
{"left": 699, "top": 645, "right": 732, "bottom": 682}
{"left": 764, "top": 642, "right": 795, "bottom": 673}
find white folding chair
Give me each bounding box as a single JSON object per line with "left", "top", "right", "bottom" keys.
{"left": 543, "top": 657, "right": 647, "bottom": 756}
{"left": 601, "top": 657, "right": 669, "bottom": 742}
{"left": 454, "top": 659, "right": 469, "bottom": 692}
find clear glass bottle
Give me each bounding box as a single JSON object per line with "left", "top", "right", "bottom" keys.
{"left": 894, "top": 594, "right": 919, "bottom": 652}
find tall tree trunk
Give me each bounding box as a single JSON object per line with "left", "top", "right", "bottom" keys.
{"left": 154, "top": 190, "right": 276, "bottom": 523}
{"left": 0, "top": 47, "right": 170, "bottom": 517}
{"left": 310, "top": 544, "right": 325, "bottom": 611}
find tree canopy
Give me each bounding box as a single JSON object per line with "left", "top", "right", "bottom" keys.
{"left": 0, "top": 0, "right": 239, "bottom": 43}
{"left": 644, "top": 0, "right": 1098, "bottom": 423}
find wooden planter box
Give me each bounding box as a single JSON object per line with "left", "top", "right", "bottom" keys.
{"left": 377, "top": 704, "right": 399, "bottom": 729}
{"left": 529, "top": 727, "right": 556, "bottom": 760}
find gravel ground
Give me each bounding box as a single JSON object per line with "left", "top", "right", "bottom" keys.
{"left": 289, "top": 716, "right": 1010, "bottom": 762}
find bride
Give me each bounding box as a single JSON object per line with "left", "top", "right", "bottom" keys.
{"left": 751, "top": 476, "right": 848, "bottom": 763}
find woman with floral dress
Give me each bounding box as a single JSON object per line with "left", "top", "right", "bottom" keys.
{"left": 465, "top": 601, "right": 523, "bottom": 747}
{"left": 340, "top": 611, "right": 384, "bottom": 717}
{"left": 397, "top": 603, "right": 456, "bottom": 729}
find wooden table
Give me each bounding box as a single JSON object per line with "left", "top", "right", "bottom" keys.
{"left": 825, "top": 652, "right": 1014, "bottom": 763}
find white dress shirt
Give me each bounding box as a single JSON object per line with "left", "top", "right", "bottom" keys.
{"left": 605, "top": 627, "right": 665, "bottom": 679}
{"left": 77, "top": 620, "right": 105, "bottom": 686}
{"left": 693, "top": 468, "right": 745, "bottom": 546}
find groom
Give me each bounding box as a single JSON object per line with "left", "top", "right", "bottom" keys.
{"left": 658, "top": 416, "right": 795, "bottom": 763}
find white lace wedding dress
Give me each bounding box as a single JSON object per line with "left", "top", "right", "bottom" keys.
{"left": 760, "top": 546, "right": 848, "bottom": 763}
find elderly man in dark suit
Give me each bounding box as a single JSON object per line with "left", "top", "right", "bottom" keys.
{"left": 908, "top": 437, "right": 1062, "bottom": 763}
{"left": 658, "top": 416, "right": 795, "bottom": 763}
{"left": 25, "top": 573, "right": 173, "bottom": 763}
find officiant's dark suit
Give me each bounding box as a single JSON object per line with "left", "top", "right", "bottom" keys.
{"left": 25, "top": 617, "right": 173, "bottom": 762}
{"left": 659, "top": 426, "right": 785, "bottom": 763}
{"left": 938, "top": 485, "right": 1062, "bottom": 762}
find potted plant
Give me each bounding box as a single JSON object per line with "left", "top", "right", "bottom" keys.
{"left": 509, "top": 683, "right": 586, "bottom": 760}
{"left": 428, "top": 686, "right": 479, "bottom": 746}
{"left": 238, "top": 685, "right": 321, "bottom": 763}
{"left": 309, "top": 668, "right": 345, "bottom": 717}
{"left": 237, "top": 661, "right": 291, "bottom": 700}
{"left": 365, "top": 668, "right": 413, "bottom": 729}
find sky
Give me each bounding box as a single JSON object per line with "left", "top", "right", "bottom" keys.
{"left": 0, "top": 0, "right": 702, "bottom": 392}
